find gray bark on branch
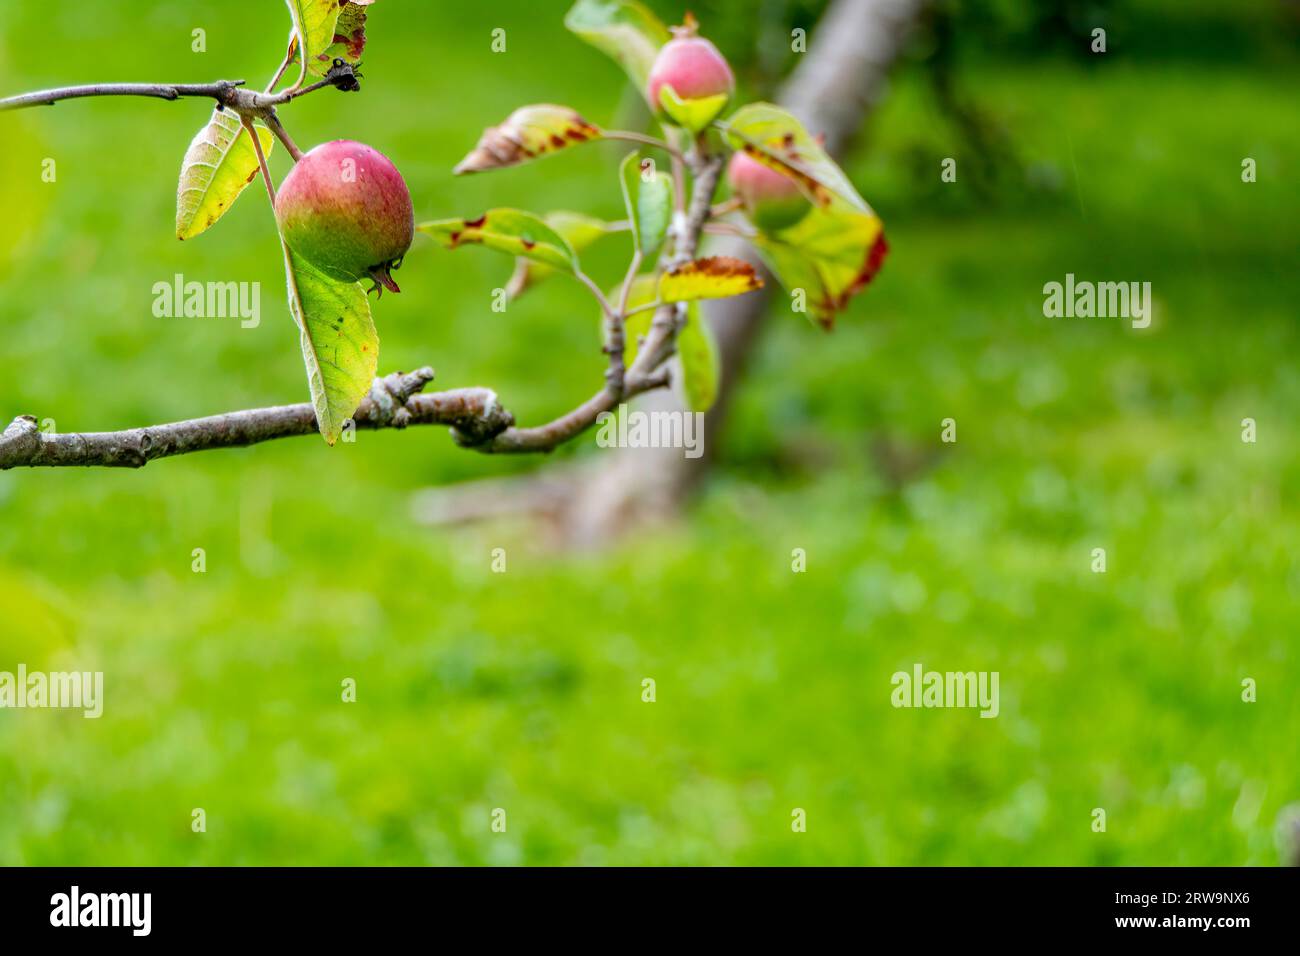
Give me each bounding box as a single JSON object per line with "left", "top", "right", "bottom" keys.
{"left": 0, "top": 80, "right": 249, "bottom": 111}
{"left": 0, "top": 363, "right": 673, "bottom": 470}
{"left": 0, "top": 62, "right": 360, "bottom": 113}
{"left": 0, "top": 369, "right": 494, "bottom": 469}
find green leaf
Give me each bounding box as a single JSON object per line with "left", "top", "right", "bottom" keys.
{"left": 752, "top": 200, "right": 888, "bottom": 330}
{"left": 659, "top": 256, "right": 763, "bottom": 303}
{"left": 720, "top": 102, "right": 870, "bottom": 213}
{"left": 175, "top": 109, "right": 274, "bottom": 241}
{"left": 284, "top": 0, "right": 346, "bottom": 88}
{"left": 418, "top": 209, "right": 579, "bottom": 273}
{"left": 677, "top": 302, "right": 719, "bottom": 412}
{"left": 282, "top": 243, "right": 378, "bottom": 445}
{"left": 616, "top": 275, "right": 717, "bottom": 411}
{"left": 455, "top": 105, "right": 603, "bottom": 175}
{"left": 509, "top": 212, "right": 618, "bottom": 298}
{"left": 547, "top": 211, "right": 617, "bottom": 252}
{"left": 565, "top": 0, "right": 670, "bottom": 100}
{"left": 659, "top": 84, "right": 730, "bottom": 134}
{"left": 616, "top": 274, "right": 659, "bottom": 367}
{"left": 619, "top": 151, "right": 673, "bottom": 257}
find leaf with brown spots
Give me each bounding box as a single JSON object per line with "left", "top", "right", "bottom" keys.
{"left": 454, "top": 105, "right": 603, "bottom": 175}
{"left": 175, "top": 109, "right": 275, "bottom": 241}
{"left": 283, "top": 0, "right": 346, "bottom": 88}
{"left": 282, "top": 242, "right": 378, "bottom": 445}
{"left": 658, "top": 256, "right": 764, "bottom": 303}
{"left": 508, "top": 212, "right": 618, "bottom": 299}
{"left": 321, "top": 0, "right": 376, "bottom": 69}
{"left": 283, "top": 1, "right": 377, "bottom": 81}
{"left": 720, "top": 102, "right": 871, "bottom": 214}
{"left": 418, "top": 209, "right": 580, "bottom": 274}
{"left": 751, "top": 199, "right": 888, "bottom": 330}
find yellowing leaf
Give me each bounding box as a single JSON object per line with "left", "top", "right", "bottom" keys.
{"left": 455, "top": 105, "right": 603, "bottom": 174}
{"left": 659, "top": 256, "right": 763, "bottom": 303}
{"left": 418, "top": 209, "right": 579, "bottom": 273}
{"left": 565, "top": 0, "right": 670, "bottom": 98}
{"left": 659, "top": 85, "right": 729, "bottom": 134}
{"left": 753, "top": 201, "right": 888, "bottom": 329}
{"left": 175, "top": 109, "right": 274, "bottom": 241}
{"left": 721, "top": 102, "right": 870, "bottom": 213}
{"left": 284, "top": 0, "right": 346, "bottom": 88}
{"left": 282, "top": 243, "right": 378, "bottom": 445}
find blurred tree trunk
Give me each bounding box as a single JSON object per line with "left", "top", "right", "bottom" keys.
{"left": 564, "top": 0, "right": 927, "bottom": 546}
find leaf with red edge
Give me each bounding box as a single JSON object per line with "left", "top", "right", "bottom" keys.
{"left": 322, "top": 0, "right": 376, "bottom": 68}
{"left": 283, "top": 0, "right": 345, "bottom": 87}
{"left": 284, "top": 0, "right": 377, "bottom": 83}
{"left": 752, "top": 200, "right": 888, "bottom": 330}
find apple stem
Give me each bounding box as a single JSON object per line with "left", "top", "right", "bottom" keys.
{"left": 264, "top": 112, "right": 305, "bottom": 162}
{"left": 241, "top": 115, "right": 277, "bottom": 203}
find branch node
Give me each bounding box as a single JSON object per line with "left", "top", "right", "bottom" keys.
{"left": 367, "top": 367, "right": 437, "bottom": 428}
{"left": 0, "top": 416, "right": 41, "bottom": 466}
{"left": 450, "top": 391, "right": 513, "bottom": 448}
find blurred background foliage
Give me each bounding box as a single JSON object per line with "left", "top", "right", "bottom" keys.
{"left": 0, "top": 0, "right": 1297, "bottom": 865}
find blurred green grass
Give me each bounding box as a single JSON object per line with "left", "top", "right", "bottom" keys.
{"left": 0, "top": 0, "right": 1297, "bottom": 865}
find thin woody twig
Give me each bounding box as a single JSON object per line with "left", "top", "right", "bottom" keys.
{"left": 602, "top": 130, "right": 686, "bottom": 164}
{"left": 263, "top": 111, "right": 305, "bottom": 162}
{"left": 480, "top": 367, "right": 670, "bottom": 455}
{"left": 0, "top": 80, "right": 248, "bottom": 111}
{"left": 0, "top": 62, "right": 361, "bottom": 114}
{"left": 607, "top": 251, "right": 643, "bottom": 397}
{"left": 242, "top": 115, "right": 277, "bottom": 202}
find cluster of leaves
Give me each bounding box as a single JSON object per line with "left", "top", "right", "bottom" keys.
{"left": 168, "top": 0, "right": 887, "bottom": 444}
{"left": 174, "top": 0, "right": 380, "bottom": 444}
{"left": 422, "top": 0, "right": 888, "bottom": 416}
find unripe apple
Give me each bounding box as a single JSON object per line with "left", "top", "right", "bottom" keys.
{"left": 275, "top": 140, "right": 414, "bottom": 293}
{"left": 727, "top": 150, "right": 809, "bottom": 232}
{"left": 646, "top": 20, "right": 734, "bottom": 132}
